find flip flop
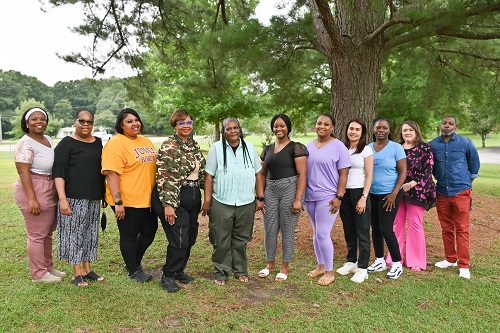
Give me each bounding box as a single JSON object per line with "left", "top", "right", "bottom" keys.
{"left": 72, "top": 275, "right": 88, "bottom": 287}
{"left": 258, "top": 268, "right": 271, "bottom": 278}
{"left": 307, "top": 269, "right": 325, "bottom": 278}
{"left": 317, "top": 276, "right": 335, "bottom": 286}
{"left": 85, "top": 270, "right": 104, "bottom": 281}
{"left": 275, "top": 272, "right": 288, "bottom": 281}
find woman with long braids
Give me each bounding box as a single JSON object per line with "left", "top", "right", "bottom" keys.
{"left": 202, "top": 117, "right": 264, "bottom": 285}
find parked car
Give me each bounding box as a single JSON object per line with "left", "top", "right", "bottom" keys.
{"left": 93, "top": 130, "right": 112, "bottom": 141}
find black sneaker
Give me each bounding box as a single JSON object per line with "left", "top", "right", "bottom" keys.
{"left": 128, "top": 269, "right": 153, "bottom": 283}
{"left": 175, "top": 272, "right": 195, "bottom": 284}
{"left": 160, "top": 276, "right": 180, "bottom": 292}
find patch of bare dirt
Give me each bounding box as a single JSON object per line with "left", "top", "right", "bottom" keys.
{"left": 198, "top": 193, "right": 500, "bottom": 265}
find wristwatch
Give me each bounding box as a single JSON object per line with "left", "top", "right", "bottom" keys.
{"left": 362, "top": 193, "right": 368, "bottom": 198}
{"left": 114, "top": 200, "right": 123, "bottom": 206}
{"left": 335, "top": 195, "right": 343, "bottom": 201}
{"left": 255, "top": 196, "right": 265, "bottom": 202}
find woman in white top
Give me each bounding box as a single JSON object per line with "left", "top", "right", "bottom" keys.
{"left": 14, "top": 107, "right": 66, "bottom": 283}
{"left": 338, "top": 118, "right": 374, "bottom": 283}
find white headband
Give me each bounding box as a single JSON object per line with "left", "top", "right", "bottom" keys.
{"left": 25, "top": 108, "right": 48, "bottom": 121}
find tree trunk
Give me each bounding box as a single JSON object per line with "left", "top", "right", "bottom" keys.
{"left": 310, "top": 0, "right": 386, "bottom": 138}
{"left": 481, "top": 133, "right": 486, "bottom": 148}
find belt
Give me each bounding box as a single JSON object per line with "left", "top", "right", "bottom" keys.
{"left": 182, "top": 179, "right": 199, "bottom": 187}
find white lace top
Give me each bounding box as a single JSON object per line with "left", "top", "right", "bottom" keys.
{"left": 14, "top": 135, "right": 56, "bottom": 175}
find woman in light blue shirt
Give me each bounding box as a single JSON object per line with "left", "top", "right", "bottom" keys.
{"left": 202, "top": 118, "right": 264, "bottom": 285}
{"left": 367, "top": 117, "right": 407, "bottom": 280}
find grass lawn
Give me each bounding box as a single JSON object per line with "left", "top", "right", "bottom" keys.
{"left": 1, "top": 153, "right": 499, "bottom": 332}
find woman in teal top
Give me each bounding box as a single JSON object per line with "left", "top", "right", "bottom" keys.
{"left": 367, "top": 117, "right": 407, "bottom": 280}
{"left": 202, "top": 117, "right": 264, "bottom": 285}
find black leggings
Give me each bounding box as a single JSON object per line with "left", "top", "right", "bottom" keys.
{"left": 370, "top": 191, "right": 402, "bottom": 262}
{"left": 113, "top": 206, "right": 158, "bottom": 274}
{"left": 339, "top": 188, "right": 371, "bottom": 269}
{"left": 151, "top": 185, "right": 201, "bottom": 277}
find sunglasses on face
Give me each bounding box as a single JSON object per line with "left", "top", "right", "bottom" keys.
{"left": 178, "top": 120, "right": 194, "bottom": 126}
{"left": 77, "top": 119, "right": 94, "bottom": 125}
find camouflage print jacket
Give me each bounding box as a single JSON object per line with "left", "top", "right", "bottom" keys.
{"left": 156, "top": 134, "right": 206, "bottom": 208}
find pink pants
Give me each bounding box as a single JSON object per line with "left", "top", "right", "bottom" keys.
{"left": 387, "top": 201, "right": 427, "bottom": 270}
{"left": 14, "top": 174, "right": 58, "bottom": 280}
{"left": 436, "top": 189, "right": 471, "bottom": 268}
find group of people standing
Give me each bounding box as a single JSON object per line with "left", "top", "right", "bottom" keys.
{"left": 256, "top": 114, "right": 479, "bottom": 284}
{"left": 13, "top": 106, "right": 480, "bottom": 291}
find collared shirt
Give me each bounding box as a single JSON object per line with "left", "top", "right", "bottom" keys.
{"left": 429, "top": 133, "right": 480, "bottom": 197}
{"left": 205, "top": 140, "right": 261, "bottom": 206}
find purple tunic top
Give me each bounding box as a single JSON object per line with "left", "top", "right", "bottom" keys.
{"left": 305, "top": 139, "right": 351, "bottom": 201}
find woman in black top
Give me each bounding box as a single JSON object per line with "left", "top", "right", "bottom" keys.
{"left": 257, "top": 114, "right": 308, "bottom": 281}
{"left": 53, "top": 110, "right": 105, "bottom": 286}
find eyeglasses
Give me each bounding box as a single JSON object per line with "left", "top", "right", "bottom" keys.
{"left": 225, "top": 126, "right": 240, "bottom": 132}
{"left": 178, "top": 120, "right": 194, "bottom": 126}
{"left": 77, "top": 119, "right": 94, "bottom": 125}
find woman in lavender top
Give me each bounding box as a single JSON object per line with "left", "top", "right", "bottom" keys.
{"left": 386, "top": 121, "right": 436, "bottom": 272}
{"left": 305, "top": 114, "right": 350, "bottom": 286}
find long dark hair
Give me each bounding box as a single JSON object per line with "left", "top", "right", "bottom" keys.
{"left": 343, "top": 118, "right": 368, "bottom": 154}
{"left": 115, "top": 108, "right": 144, "bottom": 134}
{"left": 221, "top": 117, "right": 253, "bottom": 173}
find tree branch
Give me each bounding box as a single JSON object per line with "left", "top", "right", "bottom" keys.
{"left": 385, "top": 3, "right": 500, "bottom": 50}
{"left": 363, "top": 17, "right": 412, "bottom": 45}
{"left": 311, "top": 0, "right": 342, "bottom": 50}
{"left": 437, "top": 55, "right": 472, "bottom": 78}
{"left": 435, "top": 48, "right": 500, "bottom": 62}
{"left": 437, "top": 29, "right": 500, "bottom": 40}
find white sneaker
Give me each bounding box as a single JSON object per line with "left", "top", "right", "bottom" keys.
{"left": 49, "top": 269, "right": 67, "bottom": 278}
{"left": 435, "top": 260, "right": 458, "bottom": 268}
{"left": 367, "top": 260, "right": 387, "bottom": 273}
{"left": 336, "top": 262, "right": 357, "bottom": 276}
{"left": 32, "top": 272, "right": 62, "bottom": 283}
{"left": 459, "top": 268, "right": 471, "bottom": 279}
{"left": 350, "top": 269, "right": 368, "bottom": 283}
{"left": 386, "top": 265, "right": 403, "bottom": 280}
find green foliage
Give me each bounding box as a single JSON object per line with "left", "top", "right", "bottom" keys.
{"left": 93, "top": 110, "right": 116, "bottom": 131}
{"left": 52, "top": 99, "right": 74, "bottom": 126}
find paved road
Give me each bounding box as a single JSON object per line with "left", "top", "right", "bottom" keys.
{"left": 478, "top": 146, "right": 500, "bottom": 164}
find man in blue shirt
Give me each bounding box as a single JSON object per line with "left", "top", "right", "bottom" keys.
{"left": 429, "top": 116, "right": 480, "bottom": 279}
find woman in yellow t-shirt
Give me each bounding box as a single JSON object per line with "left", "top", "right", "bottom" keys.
{"left": 102, "top": 108, "right": 158, "bottom": 283}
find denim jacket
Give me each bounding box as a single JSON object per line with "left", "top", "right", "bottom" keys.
{"left": 429, "top": 133, "right": 480, "bottom": 197}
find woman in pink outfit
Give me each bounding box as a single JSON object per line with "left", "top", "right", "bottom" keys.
{"left": 386, "top": 121, "right": 436, "bottom": 272}
{"left": 14, "top": 107, "right": 66, "bottom": 283}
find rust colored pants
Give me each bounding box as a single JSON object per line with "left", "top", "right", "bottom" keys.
{"left": 436, "top": 189, "right": 472, "bottom": 268}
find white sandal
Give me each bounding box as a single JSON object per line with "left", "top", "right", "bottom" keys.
{"left": 275, "top": 272, "right": 288, "bottom": 281}
{"left": 258, "top": 268, "right": 270, "bottom": 278}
